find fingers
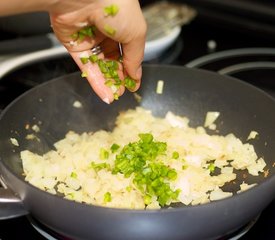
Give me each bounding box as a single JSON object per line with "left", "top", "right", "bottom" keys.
{"left": 70, "top": 50, "right": 125, "bottom": 104}
{"left": 92, "top": 0, "right": 147, "bottom": 89}
{"left": 122, "top": 35, "right": 145, "bottom": 90}
{"left": 48, "top": 0, "right": 147, "bottom": 103}
{"left": 51, "top": 13, "right": 124, "bottom": 104}
{"left": 50, "top": 14, "right": 106, "bottom": 53}
{"left": 120, "top": 2, "right": 147, "bottom": 84}
{"left": 71, "top": 51, "right": 114, "bottom": 103}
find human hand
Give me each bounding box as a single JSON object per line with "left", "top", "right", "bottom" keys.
{"left": 49, "top": 0, "right": 147, "bottom": 103}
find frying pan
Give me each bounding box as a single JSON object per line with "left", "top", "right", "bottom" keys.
{"left": 0, "top": 65, "right": 274, "bottom": 240}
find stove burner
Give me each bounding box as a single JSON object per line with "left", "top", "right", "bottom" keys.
{"left": 185, "top": 48, "right": 275, "bottom": 69}
{"left": 184, "top": 48, "right": 275, "bottom": 99}
{"left": 28, "top": 215, "right": 260, "bottom": 240}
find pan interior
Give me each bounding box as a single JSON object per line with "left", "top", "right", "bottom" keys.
{"left": 0, "top": 65, "right": 274, "bottom": 195}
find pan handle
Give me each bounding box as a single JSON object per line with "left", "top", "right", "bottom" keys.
{"left": 0, "top": 177, "right": 28, "bottom": 219}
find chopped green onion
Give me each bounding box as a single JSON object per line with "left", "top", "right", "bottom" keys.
{"left": 104, "top": 4, "right": 119, "bottom": 16}
{"left": 106, "top": 60, "right": 119, "bottom": 70}
{"left": 105, "top": 80, "right": 113, "bottom": 87}
{"left": 138, "top": 133, "right": 153, "bottom": 144}
{"left": 100, "top": 148, "right": 109, "bottom": 160}
{"left": 70, "top": 172, "right": 77, "bottom": 178}
{"left": 111, "top": 143, "right": 120, "bottom": 153}
{"left": 110, "top": 69, "right": 119, "bottom": 78}
{"left": 104, "top": 73, "right": 112, "bottom": 79}
{"left": 104, "top": 25, "right": 116, "bottom": 36}
{"left": 124, "top": 76, "right": 136, "bottom": 91}
{"left": 182, "top": 165, "right": 188, "bottom": 170}
{"left": 112, "top": 133, "right": 179, "bottom": 206}
{"left": 89, "top": 54, "right": 98, "bottom": 63}
{"left": 167, "top": 170, "right": 177, "bottom": 180}
{"left": 80, "top": 57, "right": 89, "bottom": 64}
{"left": 67, "top": 193, "right": 75, "bottom": 200}
{"left": 126, "top": 186, "right": 132, "bottom": 192}
{"left": 98, "top": 60, "right": 108, "bottom": 73}
{"left": 81, "top": 72, "right": 88, "bottom": 78}
{"left": 144, "top": 194, "right": 152, "bottom": 205}
{"left": 114, "top": 78, "right": 122, "bottom": 87}
{"left": 90, "top": 162, "right": 110, "bottom": 172}
{"left": 78, "top": 26, "right": 96, "bottom": 38}
{"left": 104, "top": 192, "right": 112, "bottom": 203}
{"left": 71, "top": 26, "right": 96, "bottom": 42}
{"left": 208, "top": 163, "right": 215, "bottom": 173}
{"left": 114, "top": 93, "right": 119, "bottom": 100}
{"left": 172, "top": 151, "right": 179, "bottom": 159}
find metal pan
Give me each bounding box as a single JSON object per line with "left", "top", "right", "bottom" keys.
{"left": 0, "top": 65, "right": 274, "bottom": 240}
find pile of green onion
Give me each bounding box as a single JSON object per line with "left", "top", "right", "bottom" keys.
{"left": 92, "top": 133, "right": 181, "bottom": 207}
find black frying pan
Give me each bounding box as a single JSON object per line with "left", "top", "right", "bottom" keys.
{"left": 0, "top": 65, "right": 274, "bottom": 240}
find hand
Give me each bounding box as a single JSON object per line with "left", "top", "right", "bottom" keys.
{"left": 49, "top": 0, "right": 147, "bottom": 103}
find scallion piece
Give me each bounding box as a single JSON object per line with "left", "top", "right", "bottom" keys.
{"left": 111, "top": 143, "right": 120, "bottom": 153}
{"left": 79, "top": 26, "right": 96, "bottom": 38}
{"left": 104, "top": 192, "right": 112, "bottom": 203}
{"left": 113, "top": 93, "right": 119, "bottom": 100}
{"left": 71, "top": 26, "right": 96, "bottom": 42}
{"left": 98, "top": 60, "right": 108, "bottom": 73}
{"left": 126, "top": 186, "right": 132, "bottom": 192}
{"left": 144, "top": 195, "right": 152, "bottom": 205}
{"left": 90, "top": 162, "right": 110, "bottom": 172}
{"left": 104, "top": 4, "right": 119, "bottom": 16}
{"left": 70, "top": 172, "right": 77, "bottom": 179}
{"left": 81, "top": 71, "right": 88, "bottom": 78}
{"left": 113, "top": 133, "right": 179, "bottom": 206}
{"left": 114, "top": 78, "right": 122, "bottom": 87}
{"left": 89, "top": 54, "right": 98, "bottom": 63}
{"left": 67, "top": 193, "right": 75, "bottom": 200}
{"left": 100, "top": 148, "right": 109, "bottom": 160}
{"left": 182, "top": 165, "right": 188, "bottom": 170}
{"left": 80, "top": 57, "right": 89, "bottom": 64}
{"left": 124, "top": 76, "right": 136, "bottom": 91}
{"left": 105, "top": 80, "right": 113, "bottom": 87}
{"left": 172, "top": 151, "right": 179, "bottom": 159}
{"left": 208, "top": 163, "right": 215, "bottom": 173}
{"left": 104, "top": 25, "right": 116, "bottom": 36}
{"left": 110, "top": 69, "right": 119, "bottom": 78}
{"left": 106, "top": 60, "right": 119, "bottom": 70}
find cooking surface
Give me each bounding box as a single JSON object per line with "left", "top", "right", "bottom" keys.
{"left": 0, "top": 1, "right": 275, "bottom": 239}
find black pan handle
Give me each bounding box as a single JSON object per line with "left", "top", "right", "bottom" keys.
{"left": 0, "top": 33, "right": 59, "bottom": 54}
{"left": 0, "top": 178, "right": 28, "bottom": 219}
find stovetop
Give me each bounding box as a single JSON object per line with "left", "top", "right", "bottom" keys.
{"left": 0, "top": 3, "right": 275, "bottom": 239}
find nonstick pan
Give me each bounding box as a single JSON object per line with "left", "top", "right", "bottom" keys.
{"left": 0, "top": 65, "right": 274, "bottom": 240}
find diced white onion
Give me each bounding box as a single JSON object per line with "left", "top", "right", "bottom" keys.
{"left": 156, "top": 80, "right": 164, "bottom": 94}
{"left": 204, "top": 112, "right": 220, "bottom": 128}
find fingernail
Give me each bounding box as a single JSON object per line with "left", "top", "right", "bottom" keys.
{"left": 103, "top": 97, "right": 110, "bottom": 104}
{"left": 135, "top": 66, "right": 142, "bottom": 80}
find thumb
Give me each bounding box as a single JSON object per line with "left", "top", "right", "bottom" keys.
{"left": 123, "top": 41, "right": 144, "bottom": 78}
{"left": 121, "top": 24, "right": 146, "bottom": 90}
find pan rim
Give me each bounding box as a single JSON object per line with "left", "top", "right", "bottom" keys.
{"left": 0, "top": 64, "right": 274, "bottom": 213}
